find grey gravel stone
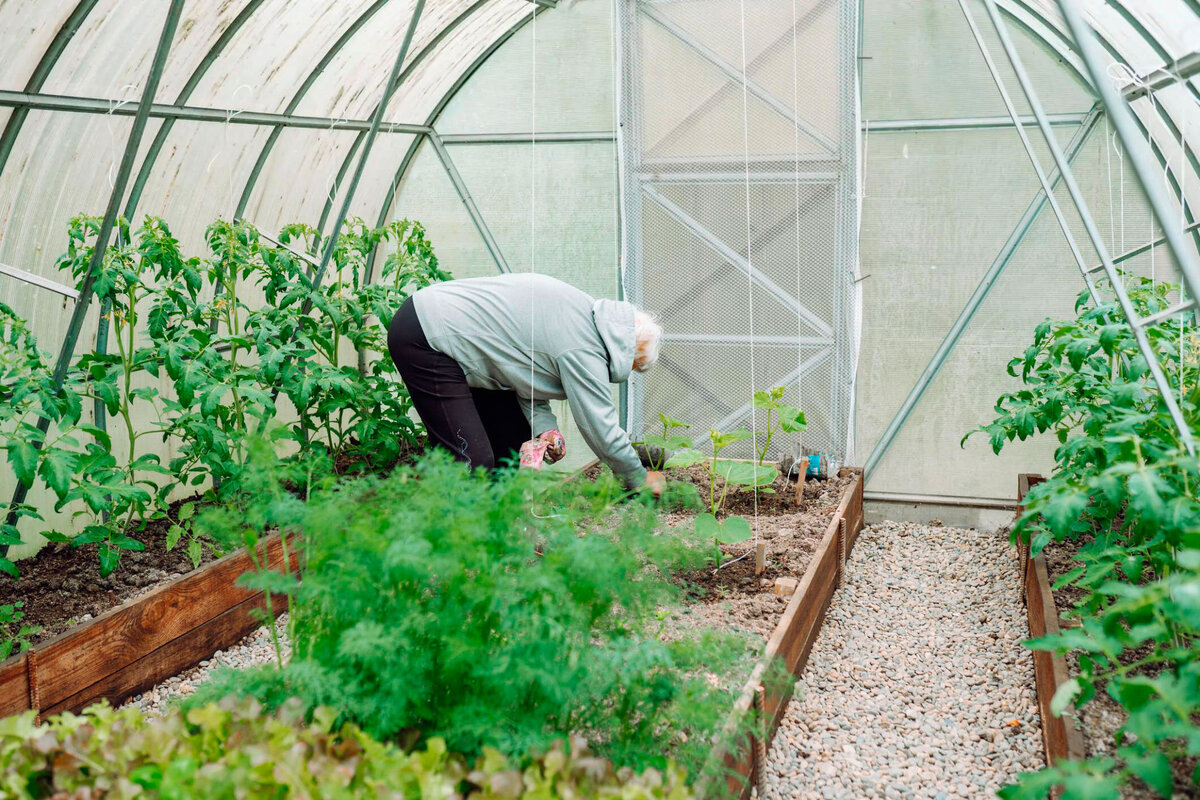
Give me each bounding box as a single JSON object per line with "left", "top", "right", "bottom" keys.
{"left": 757, "top": 521, "right": 1043, "bottom": 800}
{"left": 121, "top": 614, "right": 291, "bottom": 716}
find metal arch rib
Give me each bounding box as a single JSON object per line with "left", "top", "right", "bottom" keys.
{"left": 0, "top": 0, "right": 100, "bottom": 181}
{"left": 314, "top": 0, "right": 493, "bottom": 245}
{"left": 999, "top": 0, "right": 1200, "bottom": 254}
{"left": 234, "top": 0, "right": 392, "bottom": 221}
{"left": 122, "top": 0, "right": 269, "bottom": 220}
{"left": 371, "top": 3, "right": 554, "bottom": 274}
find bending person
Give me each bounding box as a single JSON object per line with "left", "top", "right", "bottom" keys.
{"left": 387, "top": 273, "right": 664, "bottom": 495}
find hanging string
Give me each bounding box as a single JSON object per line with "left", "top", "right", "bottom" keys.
{"left": 737, "top": 0, "right": 760, "bottom": 544}
{"left": 529, "top": 0, "right": 537, "bottom": 433}
{"left": 106, "top": 84, "right": 140, "bottom": 192}
{"left": 790, "top": 0, "right": 804, "bottom": 465}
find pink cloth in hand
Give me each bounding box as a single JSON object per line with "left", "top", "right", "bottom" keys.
{"left": 519, "top": 429, "right": 565, "bottom": 469}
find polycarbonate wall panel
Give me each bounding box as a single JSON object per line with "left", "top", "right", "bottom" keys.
{"left": 862, "top": 0, "right": 1091, "bottom": 122}
{"left": 855, "top": 0, "right": 1199, "bottom": 501}
{"left": 436, "top": 0, "right": 617, "bottom": 134}
{"left": 619, "top": 0, "right": 859, "bottom": 464}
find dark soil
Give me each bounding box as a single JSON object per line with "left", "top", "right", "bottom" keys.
{"left": 584, "top": 461, "right": 859, "bottom": 642}
{"left": 0, "top": 495, "right": 221, "bottom": 648}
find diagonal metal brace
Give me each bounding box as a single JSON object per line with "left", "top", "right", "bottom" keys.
{"left": 641, "top": 5, "right": 837, "bottom": 155}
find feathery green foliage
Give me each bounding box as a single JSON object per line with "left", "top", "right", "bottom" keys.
{"left": 192, "top": 449, "right": 753, "bottom": 786}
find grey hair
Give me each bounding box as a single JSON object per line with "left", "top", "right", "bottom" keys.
{"left": 633, "top": 311, "right": 663, "bottom": 373}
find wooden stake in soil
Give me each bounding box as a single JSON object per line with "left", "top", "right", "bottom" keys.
{"left": 755, "top": 542, "right": 766, "bottom": 576}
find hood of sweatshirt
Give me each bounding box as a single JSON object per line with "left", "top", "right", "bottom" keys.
{"left": 592, "top": 299, "right": 637, "bottom": 383}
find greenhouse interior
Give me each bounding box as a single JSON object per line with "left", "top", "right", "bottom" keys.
{"left": 0, "top": 0, "right": 1199, "bottom": 798}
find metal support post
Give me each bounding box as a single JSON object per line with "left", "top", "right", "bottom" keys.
{"left": 1054, "top": 0, "right": 1200, "bottom": 302}
{"left": 979, "top": 0, "right": 1196, "bottom": 452}
{"left": 3, "top": 0, "right": 185, "bottom": 555}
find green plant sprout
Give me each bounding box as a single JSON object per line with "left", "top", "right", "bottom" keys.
{"left": 666, "top": 428, "right": 777, "bottom": 515}
{"left": 751, "top": 386, "right": 807, "bottom": 465}
{"left": 0, "top": 601, "right": 40, "bottom": 660}
{"left": 635, "top": 412, "right": 692, "bottom": 470}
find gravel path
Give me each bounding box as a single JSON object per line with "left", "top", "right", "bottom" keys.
{"left": 122, "top": 614, "right": 291, "bottom": 716}
{"left": 760, "top": 521, "right": 1044, "bottom": 800}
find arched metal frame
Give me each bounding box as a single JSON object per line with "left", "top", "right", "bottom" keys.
{"left": 0, "top": 0, "right": 1195, "bottom": 534}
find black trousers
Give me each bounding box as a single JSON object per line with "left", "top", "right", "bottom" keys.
{"left": 387, "top": 297, "right": 531, "bottom": 469}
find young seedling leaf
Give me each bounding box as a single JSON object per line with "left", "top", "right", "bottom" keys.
{"left": 716, "top": 515, "right": 752, "bottom": 545}
{"left": 665, "top": 448, "right": 707, "bottom": 469}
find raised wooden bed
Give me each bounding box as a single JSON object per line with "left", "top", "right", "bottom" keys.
{"left": 0, "top": 535, "right": 295, "bottom": 720}
{"left": 1016, "top": 474, "right": 1086, "bottom": 767}
{"left": 702, "top": 470, "right": 864, "bottom": 799}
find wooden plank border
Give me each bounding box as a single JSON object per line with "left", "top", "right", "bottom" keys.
{"left": 702, "top": 471, "right": 864, "bottom": 799}
{"left": 0, "top": 535, "right": 296, "bottom": 719}
{"left": 1016, "top": 474, "right": 1086, "bottom": 766}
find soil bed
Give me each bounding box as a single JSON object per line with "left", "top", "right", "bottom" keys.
{"left": 0, "top": 496, "right": 220, "bottom": 646}
{"left": 585, "top": 463, "right": 856, "bottom": 642}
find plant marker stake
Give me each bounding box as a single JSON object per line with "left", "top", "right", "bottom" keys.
{"left": 755, "top": 542, "right": 766, "bottom": 576}
{"left": 2, "top": 0, "right": 185, "bottom": 559}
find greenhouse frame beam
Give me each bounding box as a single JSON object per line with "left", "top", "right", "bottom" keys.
{"left": 864, "top": 113, "right": 1087, "bottom": 132}
{"left": 1000, "top": 0, "right": 1200, "bottom": 254}
{"left": 641, "top": 183, "right": 834, "bottom": 337}
{"left": 235, "top": 0, "right": 393, "bottom": 221}
{"left": 662, "top": 333, "right": 833, "bottom": 348}
{"left": 1084, "top": 220, "right": 1200, "bottom": 274}
{"left": 314, "top": 0, "right": 495, "bottom": 245}
{"left": 0, "top": 90, "right": 431, "bottom": 135}
{"left": 640, "top": 4, "right": 838, "bottom": 155}
{"left": 1123, "top": 50, "right": 1200, "bottom": 102}
{"left": 428, "top": 131, "right": 512, "bottom": 274}
{"left": 0, "top": 261, "right": 79, "bottom": 300}
{"left": 979, "top": 0, "right": 1197, "bottom": 452}
{"left": 1055, "top": 0, "right": 1200, "bottom": 301}
{"left": 0, "top": 0, "right": 100, "bottom": 180}
{"left": 712, "top": 350, "right": 831, "bottom": 434}
{"left": 439, "top": 131, "right": 617, "bottom": 144}
{"left": 309, "top": 0, "right": 427, "bottom": 291}
{"left": 123, "top": 0, "right": 269, "bottom": 220}
{"left": 863, "top": 107, "right": 1103, "bottom": 481}
{"left": 3, "top": 0, "right": 185, "bottom": 553}
{"left": 372, "top": 3, "right": 554, "bottom": 276}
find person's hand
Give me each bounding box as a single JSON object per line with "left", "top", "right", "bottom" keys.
{"left": 644, "top": 471, "right": 665, "bottom": 498}
{"left": 538, "top": 429, "right": 566, "bottom": 464}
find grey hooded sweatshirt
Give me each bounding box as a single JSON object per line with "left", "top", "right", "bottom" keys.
{"left": 411, "top": 273, "right": 646, "bottom": 487}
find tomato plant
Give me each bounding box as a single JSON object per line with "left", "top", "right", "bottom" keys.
{"left": 970, "top": 275, "right": 1200, "bottom": 799}
{"left": 1, "top": 213, "right": 445, "bottom": 579}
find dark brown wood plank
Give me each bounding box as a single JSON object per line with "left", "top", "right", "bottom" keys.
{"left": 1026, "top": 553, "right": 1086, "bottom": 764}
{"left": 32, "top": 536, "right": 291, "bottom": 709}
{"left": 0, "top": 651, "right": 30, "bottom": 717}
{"left": 40, "top": 590, "right": 285, "bottom": 717}
{"left": 705, "top": 473, "right": 864, "bottom": 800}
{"left": 1016, "top": 474, "right": 1085, "bottom": 765}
